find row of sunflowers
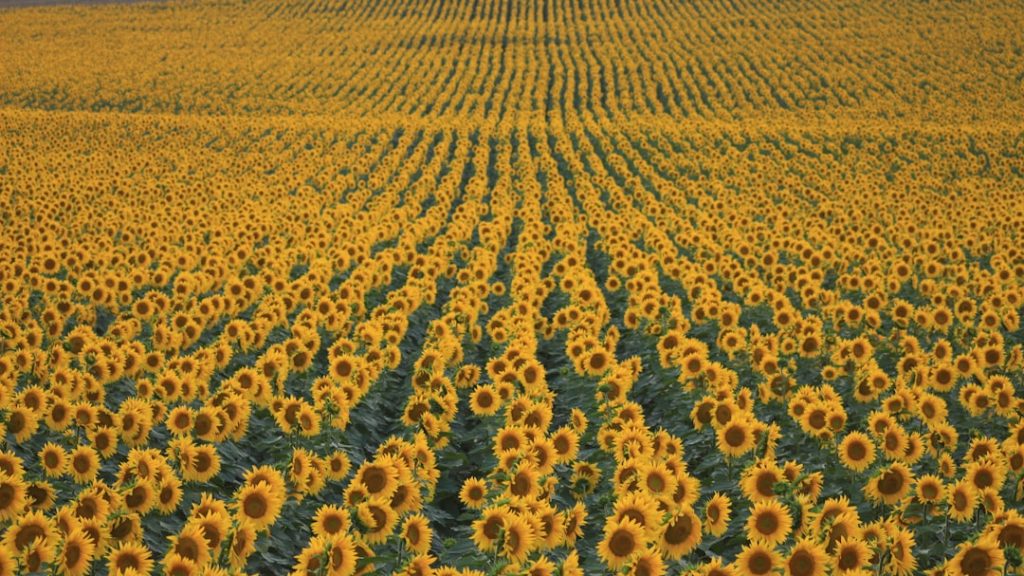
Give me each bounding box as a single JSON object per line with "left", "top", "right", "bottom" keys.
{"left": 2, "top": 0, "right": 1024, "bottom": 575}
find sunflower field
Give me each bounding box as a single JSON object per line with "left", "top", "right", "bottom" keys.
{"left": 1, "top": 0, "right": 1024, "bottom": 575}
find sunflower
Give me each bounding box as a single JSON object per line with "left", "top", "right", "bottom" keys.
{"left": 343, "top": 483, "right": 368, "bottom": 508}
{"left": 948, "top": 480, "right": 977, "bottom": 522}
{"left": 566, "top": 461, "right": 597, "bottom": 496}
{"left": 980, "top": 488, "right": 1004, "bottom": 515}
{"left": 613, "top": 492, "right": 662, "bottom": 537}
{"left": 500, "top": 514, "right": 533, "bottom": 564}
{"left": 948, "top": 536, "right": 1004, "bottom": 576}
{"left": 747, "top": 500, "right": 793, "bottom": 546}
{"left": 313, "top": 504, "right": 350, "bottom": 538}
{"left": 939, "top": 453, "right": 958, "bottom": 478}
{"left": 917, "top": 394, "right": 947, "bottom": 424}
{"left": 741, "top": 460, "right": 784, "bottom": 502}
{"left": 459, "top": 477, "right": 488, "bottom": 509}
{"left": 122, "top": 481, "right": 155, "bottom": 515}
{"left": 165, "top": 407, "right": 193, "bottom": 436}
{"left": 162, "top": 554, "right": 197, "bottom": 576}
{"left": 704, "top": 492, "right": 732, "bottom": 536}
{"left": 965, "top": 460, "right": 1005, "bottom": 493}
{"left": 584, "top": 349, "right": 611, "bottom": 376}
{"left": 785, "top": 539, "right": 827, "bottom": 576}
{"left": 55, "top": 524, "right": 95, "bottom": 573}
{"left": 598, "top": 517, "right": 645, "bottom": 570}
{"left": 69, "top": 446, "right": 100, "bottom": 484}
{"left": 507, "top": 464, "right": 539, "bottom": 499}
{"left": 8, "top": 406, "right": 39, "bottom": 443}
{"left": 881, "top": 425, "right": 909, "bottom": 460}
{"left": 106, "top": 541, "right": 153, "bottom": 576}
{"left": 403, "top": 553, "right": 436, "bottom": 576}
{"left": 903, "top": 433, "right": 925, "bottom": 464}
{"left": 799, "top": 404, "right": 832, "bottom": 439}
{"left": 355, "top": 458, "right": 399, "bottom": 499}
{"left": 38, "top": 443, "right": 67, "bottom": 478}
{"left": 54, "top": 506, "right": 80, "bottom": 538}
{"left": 325, "top": 452, "right": 351, "bottom": 481}
{"left": 670, "top": 472, "right": 702, "bottom": 510}
{"left": 821, "top": 511, "right": 861, "bottom": 554}
{"left": 356, "top": 498, "right": 397, "bottom": 545}
{"left": 228, "top": 523, "right": 256, "bottom": 570}
{"left": 549, "top": 427, "right": 579, "bottom": 464}
{"left": 718, "top": 417, "right": 756, "bottom": 457}
{"left": 832, "top": 537, "right": 870, "bottom": 574}
{"left": 0, "top": 451, "right": 25, "bottom": 480}
{"left": 4, "top": 509, "right": 56, "bottom": 555}
{"left": 470, "top": 506, "right": 509, "bottom": 552}
{"left": 865, "top": 462, "right": 912, "bottom": 505}
{"left": 324, "top": 533, "right": 358, "bottom": 576}
{"left": 20, "top": 534, "right": 54, "bottom": 573}
{"left": 90, "top": 427, "right": 119, "bottom": 459}
{"left": 0, "top": 474, "right": 27, "bottom": 521}
{"left": 494, "top": 426, "right": 527, "bottom": 457}
{"left": 108, "top": 513, "right": 143, "bottom": 545}
{"left": 531, "top": 503, "right": 564, "bottom": 550}
{"left": 692, "top": 558, "right": 735, "bottom": 576}
{"left": 569, "top": 408, "right": 588, "bottom": 433}
{"left": 629, "top": 548, "right": 664, "bottom": 576}
{"left": 292, "top": 535, "right": 329, "bottom": 576}
{"left": 401, "top": 514, "right": 432, "bottom": 554}
{"left": 659, "top": 506, "right": 702, "bottom": 559}
{"left": 243, "top": 465, "right": 287, "bottom": 496}
{"left": 168, "top": 522, "right": 210, "bottom": 566}
{"left": 192, "top": 510, "right": 230, "bottom": 552}
{"left": 526, "top": 555, "right": 557, "bottom": 576}
{"left": 991, "top": 511, "right": 1024, "bottom": 549}
{"left": 155, "top": 476, "right": 183, "bottom": 515}
{"left": 735, "top": 542, "right": 782, "bottom": 576}
{"left": 914, "top": 475, "right": 945, "bottom": 503}
{"left": 887, "top": 526, "right": 917, "bottom": 576}
{"left": 467, "top": 383, "right": 501, "bottom": 417}
{"left": 635, "top": 462, "right": 674, "bottom": 499}
{"left": 234, "top": 481, "right": 284, "bottom": 532}
{"left": 563, "top": 502, "right": 587, "bottom": 546}
{"left": 838, "top": 432, "right": 875, "bottom": 472}
{"left": 181, "top": 444, "right": 221, "bottom": 483}
{"left": 73, "top": 489, "right": 109, "bottom": 523}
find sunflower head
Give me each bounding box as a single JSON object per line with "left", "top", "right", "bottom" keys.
{"left": 598, "top": 517, "right": 645, "bottom": 570}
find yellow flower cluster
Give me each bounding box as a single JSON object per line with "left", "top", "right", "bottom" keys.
{"left": 1, "top": 0, "right": 1023, "bottom": 575}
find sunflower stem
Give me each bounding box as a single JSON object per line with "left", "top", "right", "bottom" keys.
{"left": 942, "top": 505, "right": 951, "bottom": 551}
